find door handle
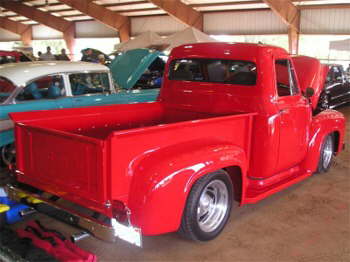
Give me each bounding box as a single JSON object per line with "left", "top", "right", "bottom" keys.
{"left": 278, "top": 109, "right": 289, "bottom": 114}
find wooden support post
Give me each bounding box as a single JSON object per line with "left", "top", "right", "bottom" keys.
{"left": 59, "top": 0, "right": 130, "bottom": 42}
{"left": 0, "top": 1, "right": 74, "bottom": 52}
{"left": 63, "top": 24, "right": 76, "bottom": 58}
{"left": 288, "top": 26, "right": 299, "bottom": 55}
{"left": 262, "top": 0, "right": 300, "bottom": 54}
{"left": 0, "top": 17, "right": 32, "bottom": 46}
{"left": 21, "top": 27, "right": 33, "bottom": 46}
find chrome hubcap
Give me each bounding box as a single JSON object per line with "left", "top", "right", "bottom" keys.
{"left": 197, "top": 180, "right": 229, "bottom": 232}
{"left": 323, "top": 136, "right": 333, "bottom": 169}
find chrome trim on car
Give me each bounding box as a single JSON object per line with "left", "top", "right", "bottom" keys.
{"left": 329, "top": 91, "right": 350, "bottom": 100}
{"left": 329, "top": 100, "right": 350, "bottom": 109}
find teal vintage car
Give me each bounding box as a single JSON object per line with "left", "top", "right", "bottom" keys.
{"left": 0, "top": 52, "right": 161, "bottom": 165}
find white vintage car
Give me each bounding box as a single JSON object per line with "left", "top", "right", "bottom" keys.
{"left": 0, "top": 61, "right": 158, "bottom": 165}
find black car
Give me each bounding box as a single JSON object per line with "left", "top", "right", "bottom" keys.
{"left": 318, "top": 64, "right": 350, "bottom": 110}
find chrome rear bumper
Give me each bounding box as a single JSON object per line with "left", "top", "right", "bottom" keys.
{"left": 6, "top": 184, "right": 142, "bottom": 247}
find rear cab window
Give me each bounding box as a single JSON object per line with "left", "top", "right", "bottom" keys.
{"left": 169, "top": 59, "right": 257, "bottom": 85}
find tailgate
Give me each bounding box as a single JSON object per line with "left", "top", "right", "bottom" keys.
{"left": 14, "top": 123, "right": 107, "bottom": 213}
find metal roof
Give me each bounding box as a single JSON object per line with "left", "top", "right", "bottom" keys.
{"left": 0, "top": 0, "right": 348, "bottom": 25}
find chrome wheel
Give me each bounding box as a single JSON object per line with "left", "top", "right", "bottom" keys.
{"left": 179, "top": 170, "right": 233, "bottom": 241}
{"left": 1, "top": 143, "right": 16, "bottom": 166}
{"left": 197, "top": 180, "right": 229, "bottom": 233}
{"left": 317, "top": 134, "right": 335, "bottom": 173}
{"left": 322, "top": 135, "right": 333, "bottom": 170}
{"left": 320, "top": 93, "right": 330, "bottom": 110}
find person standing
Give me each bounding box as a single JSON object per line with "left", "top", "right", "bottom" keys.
{"left": 37, "top": 51, "right": 42, "bottom": 61}
{"left": 98, "top": 54, "right": 106, "bottom": 65}
{"left": 81, "top": 48, "right": 97, "bottom": 63}
{"left": 57, "top": 48, "right": 70, "bottom": 61}
{"left": 39, "top": 46, "right": 56, "bottom": 61}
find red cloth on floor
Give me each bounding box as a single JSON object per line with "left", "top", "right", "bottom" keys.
{"left": 17, "top": 220, "right": 97, "bottom": 262}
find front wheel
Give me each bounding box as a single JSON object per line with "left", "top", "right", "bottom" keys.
{"left": 317, "top": 134, "right": 334, "bottom": 173}
{"left": 179, "top": 170, "right": 233, "bottom": 241}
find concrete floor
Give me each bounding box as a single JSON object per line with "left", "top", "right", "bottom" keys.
{"left": 4, "top": 106, "right": 350, "bottom": 262}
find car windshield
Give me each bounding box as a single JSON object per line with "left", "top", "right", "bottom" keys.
{"left": 169, "top": 58, "right": 257, "bottom": 85}
{"left": 0, "top": 77, "right": 16, "bottom": 103}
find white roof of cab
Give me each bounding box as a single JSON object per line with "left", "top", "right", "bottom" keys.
{"left": 0, "top": 61, "right": 109, "bottom": 87}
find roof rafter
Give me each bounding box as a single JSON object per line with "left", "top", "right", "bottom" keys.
{"left": 262, "top": 0, "right": 300, "bottom": 30}
{"left": 0, "top": 0, "right": 75, "bottom": 53}
{"left": 147, "top": 0, "right": 203, "bottom": 30}
{"left": 190, "top": 0, "right": 335, "bottom": 8}
{"left": 262, "top": 0, "right": 300, "bottom": 54}
{"left": 0, "top": 17, "right": 32, "bottom": 45}
{"left": 58, "top": 0, "right": 130, "bottom": 42}
{"left": 0, "top": 0, "right": 73, "bottom": 32}
{"left": 299, "top": 3, "right": 350, "bottom": 9}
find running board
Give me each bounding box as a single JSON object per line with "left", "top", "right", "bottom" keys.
{"left": 244, "top": 172, "right": 312, "bottom": 204}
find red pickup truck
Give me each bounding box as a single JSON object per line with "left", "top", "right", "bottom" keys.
{"left": 8, "top": 43, "right": 345, "bottom": 247}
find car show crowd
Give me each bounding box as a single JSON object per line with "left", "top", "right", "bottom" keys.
{"left": 35, "top": 46, "right": 107, "bottom": 65}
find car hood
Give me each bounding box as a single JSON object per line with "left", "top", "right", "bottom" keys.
{"left": 109, "top": 48, "right": 161, "bottom": 90}
{"left": 292, "top": 56, "right": 328, "bottom": 110}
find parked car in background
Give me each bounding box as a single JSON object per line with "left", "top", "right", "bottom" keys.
{"left": 0, "top": 61, "right": 158, "bottom": 166}
{"left": 0, "top": 50, "right": 32, "bottom": 64}
{"left": 318, "top": 64, "right": 350, "bottom": 110}
{"left": 292, "top": 57, "right": 350, "bottom": 112}
{"left": 80, "top": 48, "right": 111, "bottom": 65}
{"left": 110, "top": 48, "right": 166, "bottom": 90}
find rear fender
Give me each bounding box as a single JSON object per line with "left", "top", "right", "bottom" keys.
{"left": 301, "top": 109, "right": 345, "bottom": 172}
{"left": 127, "top": 140, "right": 248, "bottom": 235}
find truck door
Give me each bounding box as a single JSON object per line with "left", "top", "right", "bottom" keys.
{"left": 274, "top": 59, "right": 311, "bottom": 172}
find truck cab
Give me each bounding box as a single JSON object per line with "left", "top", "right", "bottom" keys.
{"left": 161, "top": 43, "right": 313, "bottom": 183}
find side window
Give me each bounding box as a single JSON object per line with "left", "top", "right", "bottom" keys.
{"left": 69, "top": 73, "right": 110, "bottom": 96}
{"left": 275, "top": 59, "right": 299, "bottom": 97}
{"left": 16, "top": 75, "right": 65, "bottom": 102}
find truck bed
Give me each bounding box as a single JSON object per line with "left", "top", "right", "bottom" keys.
{"left": 10, "top": 102, "right": 255, "bottom": 216}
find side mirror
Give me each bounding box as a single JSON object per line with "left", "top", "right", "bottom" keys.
{"left": 305, "top": 87, "right": 314, "bottom": 98}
